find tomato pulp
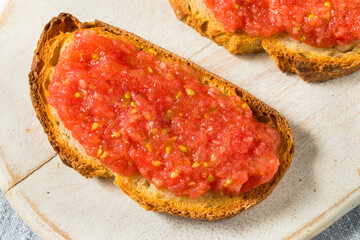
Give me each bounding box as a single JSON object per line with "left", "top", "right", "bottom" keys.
{"left": 204, "top": 0, "right": 360, "bottom": 47}
{"left": 48, "top": 30, "right": 281, "bottom": 198}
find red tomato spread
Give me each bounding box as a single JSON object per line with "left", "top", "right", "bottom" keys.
{"left": 204, "top": 0, "right": 360, "bottom": 47}
{"left": 48, "top": 30, "right": 280, "bottom": 198}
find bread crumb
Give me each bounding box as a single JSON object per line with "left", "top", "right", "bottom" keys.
{"left": 26, "top": 129, "right": 31, "bottom": 133}
{"left": 313, "top": 189, "right": 316, "bottom": 192}
{"left": 333, "top": 159, "right": 337, "bottom": 163}
{"left": 299, "top": 179, "right": 302, "bottom": 182}
{"left": 357, "top": 169, "right": 360, "bottom": 176}
{"left": 46, "top": 191, "right": 50, "bottom": 194}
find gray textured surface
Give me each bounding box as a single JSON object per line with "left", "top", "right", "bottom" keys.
{"left": 0, "top": 191, "right": 40, "bottom": 240}
{"left": 0, "top": 190, "right": 359, "bottom": 240}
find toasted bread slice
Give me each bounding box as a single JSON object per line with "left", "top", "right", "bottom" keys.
{"left": 262, "top": 35, "right": 360, "bottom": 82}
{"left": 169, "top": 0, "right": 263, "bottom": 54}
{"left": 29, "top": 13, "right": 294, "bottom": 220}
{"left": 169, "top": 0, "right": 360, "bottom": 82}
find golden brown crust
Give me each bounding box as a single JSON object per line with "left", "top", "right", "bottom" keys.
{"left": 262, "top": 36, "right": 360, "bottom": 82}
{"left": 169, "top": 0, "right": 360, "bottom": 82}
{"left": 168, "top": 0, "right": 263, "bottom": 54}
{"left": 29, "top": 13, "right": 112, "bottom": 178}
{"left": 29, "top": 13, "right": 294, "bottom": 220}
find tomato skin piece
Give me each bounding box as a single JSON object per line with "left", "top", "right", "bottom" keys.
{"left": 48, "top": 30, "right": 280, "bottom": 198}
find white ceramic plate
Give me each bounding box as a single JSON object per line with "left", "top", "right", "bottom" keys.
{"left": 0, "top": 1, "right": 359, "bottom": 239}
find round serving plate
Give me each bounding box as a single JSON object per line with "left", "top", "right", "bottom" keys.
{"left": 0, "top": 0, "right": 359, "bottom": 239}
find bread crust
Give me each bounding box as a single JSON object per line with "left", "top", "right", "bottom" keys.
{"left": 169, "top": 0, "right": 360, "bottom": 82}
{"left": 29, "top": 13, "right": 294, "bottom": 220}
{"left": 169, "top": 0, "right": 263, "bottom": 54}
{"left": 262, "top": 36, "right": 360, "bottom": 82}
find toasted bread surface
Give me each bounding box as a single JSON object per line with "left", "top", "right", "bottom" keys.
{"left": 169, "top": 0, "right": 263, "bottom": 54}
{"left": 262, "top": 35, "right": 360, "bottom": 82}
{"left": 29, "top": 13, "right": 294, "bottom": 220}
{"left": 169, "top": 0, "right": 360, "bottom": 82}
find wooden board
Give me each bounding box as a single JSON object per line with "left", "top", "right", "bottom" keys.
{"left": 0, "top": 0, "right": 359, "bottom": 239}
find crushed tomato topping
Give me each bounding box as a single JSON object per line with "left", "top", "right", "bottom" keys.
{"left": 204, "top": 0, "right": 360, "bottom": 47}
{"left": 48, "top": 30, "right": 281, "bottom": 198}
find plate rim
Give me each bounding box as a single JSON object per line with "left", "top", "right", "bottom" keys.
{"left": 3, "top": 156, "right": 360, "bottom": 240}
